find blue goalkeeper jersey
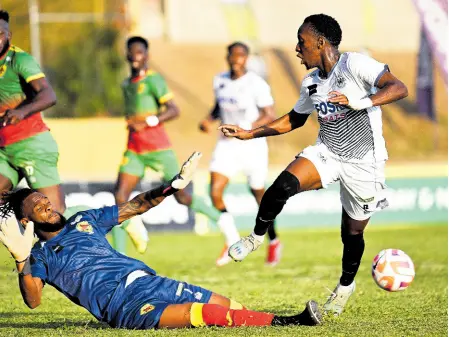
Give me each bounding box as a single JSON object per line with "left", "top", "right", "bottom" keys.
{"left": 30, "top": 206, "right": 156, "bottom": 322}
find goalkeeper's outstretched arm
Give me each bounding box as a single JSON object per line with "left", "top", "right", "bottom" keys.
{"left": 117, "top": 151, "right": 202, "bottom": 224}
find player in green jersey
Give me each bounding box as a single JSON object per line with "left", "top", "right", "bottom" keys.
{"left": 112, "top": 36, "right": 239, "bottom": 257}
{"left": 0, "top": 10, "right": 67, "bottom": 215}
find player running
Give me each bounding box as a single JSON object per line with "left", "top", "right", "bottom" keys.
{"left": 113, "top": 36, "right": 231, "bottom": 256}
{"left": 199, "top": 42, "right": 281, "bottom": 266}
{"left": 0, "top": 10, "right": 66, "bottom": 215}
{"left": 0, "top": 152, "right": 322, "bottom": 330}
{"left": 219, "top": 14, "right": 408, "bottom": 316}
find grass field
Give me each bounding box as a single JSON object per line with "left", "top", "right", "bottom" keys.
{"left": 0, "top": 224, "right": 446, "bottom": 337}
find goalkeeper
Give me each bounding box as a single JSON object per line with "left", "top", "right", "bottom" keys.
{"left": 0, "top": 152, "right": 321, "bottom": 330}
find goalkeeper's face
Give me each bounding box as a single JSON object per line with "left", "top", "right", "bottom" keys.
{"left": 20, "top": 192, "right": 65, "bottom": 232}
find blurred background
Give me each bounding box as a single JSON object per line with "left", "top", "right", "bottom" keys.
{"left": 4, "top": 0, "right": 447, "bottom": 232}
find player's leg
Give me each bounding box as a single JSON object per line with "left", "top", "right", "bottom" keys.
{"left": 208, "top": 141, "right": 242, "bottom": 264}
{"left": 324, "top": 160, "right": 388, "bottom": 316}
{"left": 229, "top": 143, "right": 342, "bottom": 261}
{"left": 323, "top": 209, "right": 369, "bottom": 316}
{"left": 11, "top": 132, "right": 66, "bottom": 214}
{"left": 157, "top": 300, "right": 321, "bottom": 329}
{"left": 36, "top": 185, "right": 65, "bottom": 214}
{"left": 250, "top": 187, "right": 282, "bottom": 266}
{"left": 0, "top": 147, "right": 16, "bottom": 193}
{"left": 229, "top": 156, "right": 323, "bottom": 261}
{"left": 152, "top": 149, "right": 222, "bottom": 224}
{"left": 114, "top": 150, "right": 147, "bottom": 254}
{"left": 147, "top": 275, "right": 320, "bottom": 328}
{"left": 119, "top": 273, "right": 320, "bottom": 329}
{"left": 210, "top": 171, "right": 229, "bottom": 211}
{"left": 210, "top": 171, "right": 240, "bottom": 266}
{"left": 0, "top": 174, "right": 13, "bottom": 193}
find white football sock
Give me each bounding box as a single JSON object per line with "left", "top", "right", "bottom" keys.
{"left": 217, "top": 212, "right": 240, "bottom": 246}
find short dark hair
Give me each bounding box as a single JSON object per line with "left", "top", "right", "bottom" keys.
{"left": 0, "top": 188, "right": 36, "bottom": 221}
{"left": 126, "top": 36, "right": 149, "bottom": 50}
{"left": 227, "top": 41, "right": 250, "bottom": 55}
{"left": 0, "top": 10, "right": 9, "bottom": 23}
{"left": 303, "top": 14, "right": 342, "bottom": 48}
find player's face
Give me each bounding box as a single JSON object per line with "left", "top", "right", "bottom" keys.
{"left": 0, "top": 20, "right": 11, "bottom": 55}
{"left": 227, "top": 46, "right": 248, "bottom": 73}
{"left": 127, "top": 42, "right": 148, "bottom": 70}
{"left": 296, "top": 23, "right": 322, "bottom": 70}
{"left": 21, "top": 192, "right": 63, "bottom": 228}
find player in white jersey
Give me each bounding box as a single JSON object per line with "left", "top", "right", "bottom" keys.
{"left": 200, "top": 42, "right": 280, "bottom": 266}
{"left": 219, "top": 15, "right": 408, "bottom": 315}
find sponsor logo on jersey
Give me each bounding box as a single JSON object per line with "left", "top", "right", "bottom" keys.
{"left": 318, "top": 152, "right": 327, "bottom": 164}
{"left": 140, "top": 303, "right": 155, "bottom": 315}
{"left": 51, "top": 245, "right": 64, "bottom": 253}
{"left": 217, "top": 96, "right": 238, "bottom": 105}
{"left": 76, "top": 221, "right": 94, "bottom": 234}
{"left": 376, "top": 198, "right": 389, "bottom": 210}
{"left": 321, "top": 113, "right": 346, "bottom": 123}
{"left": 0, "top": 64, "right": 7, "bottom": 78}
{"left": 137, "top": 83, "right": 145, "bottom": 94}
{"left": 314, "top": 102, "right": 346, "bottom": 115}
{"left": 307, "top": 84, "right": 318, "bottom": 96}
{"left": 336, "top": 76, "right": 346, "bottom": 88}
{"left": 69, "top": 215, "right": 83, "bottom": 226}
{"left": 120, "top": 156, "right": 130, "bottom": 166}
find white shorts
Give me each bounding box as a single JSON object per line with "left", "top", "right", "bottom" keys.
{"left": 299, "top": 142, "right": 389, "bottom": 221}
{"left": 210, "top": 139, "right": 268, "bottom": 190}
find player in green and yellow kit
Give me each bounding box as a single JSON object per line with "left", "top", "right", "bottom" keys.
{"left": 112, "top": 36, "right": 238, "bottom": 256}
{"left": 0, "top": 10, "right": 67, "bottom": 214}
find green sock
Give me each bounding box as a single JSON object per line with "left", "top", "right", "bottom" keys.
{"left": 63, "top": 205, "right": 91, "bottom": 219}
{"left": 111, "top": 225, "right": 128, "bottom": 255}
{"left": 190, "top": 195, "right": 221, "bottom": 223}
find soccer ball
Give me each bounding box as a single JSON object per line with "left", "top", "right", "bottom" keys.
{"left": 372, "top": 249, "right": 415, "bottom": 292}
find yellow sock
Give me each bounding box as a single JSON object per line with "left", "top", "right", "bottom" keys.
{"left": 190, "top": 303, "right": 206, "bottom": 327}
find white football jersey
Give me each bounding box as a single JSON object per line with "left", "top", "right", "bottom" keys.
{"left": 213, "top": 71, "right": 274, "bottom": 142}
{"left": 294, "top": 52, "right": 390, "bottom": 163}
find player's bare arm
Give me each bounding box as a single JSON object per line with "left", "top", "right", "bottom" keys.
{"left": 18, "top": 272, "right": 44, "bottom": 309}
{"left": 252, "top": 105, "right": 276, "bottom": 128}
{"left": 0, "top": 219, "right": 43, "bottom": 308}
{"left": 117, "top": 190, "right": 165, "bottom": 223}
{"left": 199, "top": 101, "right": 220, "bottom": 133}
{"left": 117, "top": 151, "right": 202, "bottom": 223}
{"left": 127, "top": 99, "right": 180, "bottom": 132}
{"left": 155, "top": 99, "right": 180, "bottom": 123}
{"left": 328, "top": 71, "right": 408, "bottom": 109}
{"left": 219, "top": 110, "right": 308, "bottom": 140}
{"left": 2, "top": 77, "right": 57, "bottom": 126}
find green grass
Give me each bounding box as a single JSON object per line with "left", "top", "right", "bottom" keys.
{"left": 0, "top": 224, "right": 447, "bottom": 336}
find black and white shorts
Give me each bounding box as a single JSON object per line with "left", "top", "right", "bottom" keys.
{"left": 298, "top": 142, "right": 389, "bottom": 221}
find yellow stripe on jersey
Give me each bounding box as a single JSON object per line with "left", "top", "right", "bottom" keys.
{"left": 190, "top": 303, "right": 206, "bottom": 327}
{"left": 26, "top": 73, "right": 45, "bottom": 83}
{"left": 159, "top": 92, "right": 174, "bottom": 104}
{"left": 10, "top": 45, "right": 25, "bottom": 53}
{"left": 146, "top": 69, "right": 156, "bottom": 76}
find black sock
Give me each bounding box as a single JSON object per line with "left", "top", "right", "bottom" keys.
{"left": 271, "top": 305, "right": 317, "bottom": 326}
{"left": 254, "top": 171, "right": 300, "bottom": 236}
{"left": 340, "top": 233, "right": 365, "bottom": 286}
{"left": 267, "top": 223, "right": 277, "bottom": 241}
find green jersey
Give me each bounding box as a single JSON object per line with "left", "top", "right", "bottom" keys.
{"left": 0, "top": 45, "right": 49, "bottom": 146}
{"left": 122, "top": 70, "right": 174, "bottom": 153}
